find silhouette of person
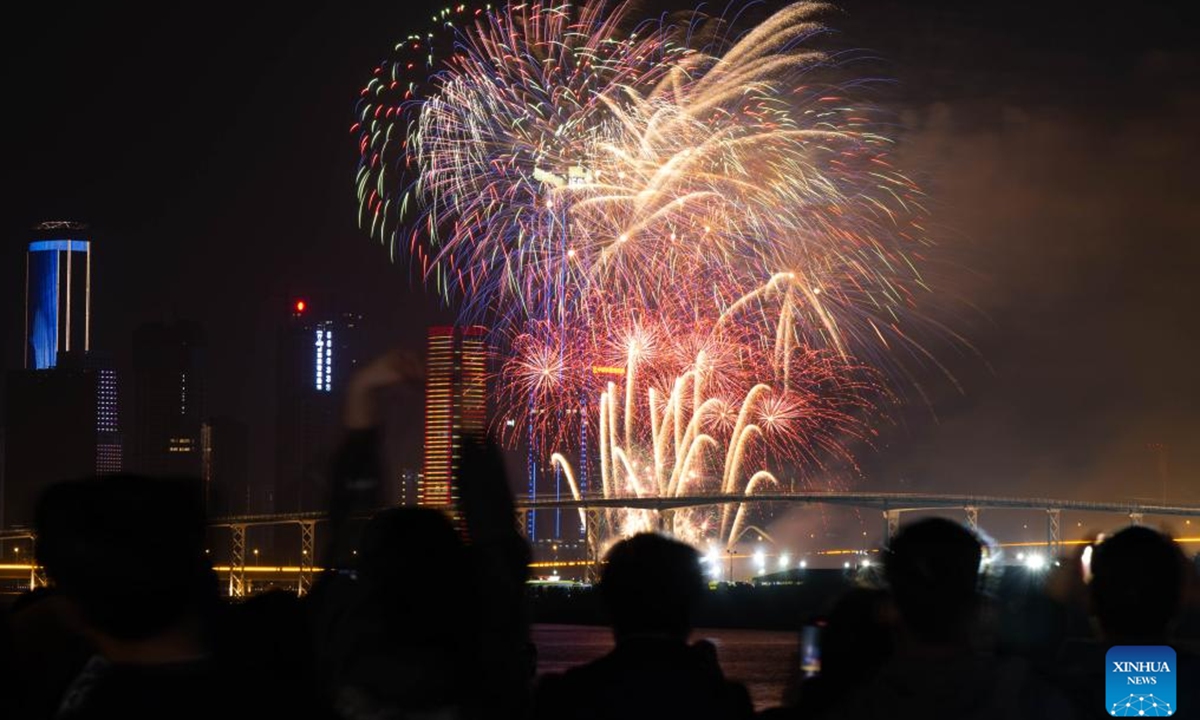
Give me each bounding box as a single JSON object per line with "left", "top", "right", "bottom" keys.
{"left": 32, "top": 474, "right": 245, "bottom": 720}
{"left": 764, "top": 587, "right": 895, "bottom": 719}
{"left": 533, "top": 532, "right": 753, "bottom": 720}
{"left": 309, "top": 506, "right": 481, "bottom": 719}
{"left": 843, "top": 518, "right": 1072, "bottom": 720}
{"left": 1090, "top": 526, "right": 1188, "bottom": 645}
{"left": 0, "top": 585, "right": 93, "bottom": 720}
{"left": 1054, "top": 526, "right": 1198, "bottom": 719}
{"left": 309, "top": 348, "right": 534, "bottom": 720}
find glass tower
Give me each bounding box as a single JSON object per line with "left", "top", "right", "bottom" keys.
{"left": 25, "top": 222, "right": 90, "bottom": 370}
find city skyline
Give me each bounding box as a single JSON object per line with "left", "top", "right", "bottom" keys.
{"left": 0, "top": 0, "right": 1197, "bottom": 536}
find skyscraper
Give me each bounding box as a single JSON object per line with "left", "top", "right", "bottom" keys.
{"left": 420, "top": 325, "right": 487, "bottom": 512}
{"left": 129, "top": 321, "right": 205, "bottom": 477}
{"left": 56, "top": 351, "right": 123, "bottom": 476}
{"left": 201, "top": 417, "right": 249, "bottom": 516}
{"left": 275, "top": 301, "right": 363, "bottom": 513}
{"left": 25, "top": 222, "right": 90, "bottom": 370}
{"left": 4, "top": 223, "right": 120, "bottom": 528}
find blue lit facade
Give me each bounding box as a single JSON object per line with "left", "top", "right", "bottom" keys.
{"left": 25, "top": 238, "right": 90, "bottom": 370}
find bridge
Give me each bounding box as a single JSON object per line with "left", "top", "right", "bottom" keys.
{"left": 519, "top": 491, "right": 1200, "bottom": 517}
{"left": 3, "top": 491, "right": 1196, "bottom": 597}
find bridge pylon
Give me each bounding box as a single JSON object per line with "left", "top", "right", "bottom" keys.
{"left": 28, "top": 535, "right": 46, "bottom": 590}
{"left": 883, "top": 509, "right": 900, "bottom": 545}
{"left": 298, "top": 521, "right": 315, "bottom": 597}
{"left": 657, "top": 508, "right": 675, "bottom": 535}
{"left": 1046, "top": 509, "right": 1062, "bottom": 558}
{"left": 964, "top": 506, "right": 979, "bottom": 533}
{"left": 229, "top": 524, "right": 247, "bottom": 599}
{"left": 584, "top": 509, "right": 603, "bottom": 584}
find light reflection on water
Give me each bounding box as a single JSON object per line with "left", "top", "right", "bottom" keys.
{"left": 532, "top": 623, "right": 796, "bottom": 711}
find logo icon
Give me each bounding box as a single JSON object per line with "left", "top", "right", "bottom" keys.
{"left": 1107, "top": 646, "right": 1176, "bottom": 716}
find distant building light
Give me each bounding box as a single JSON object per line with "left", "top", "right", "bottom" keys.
{"left": 315, "top": 329, "right": 331, "bottom": 391}
{"left": 592, "top": 366, "right": 626, "bottom": 376}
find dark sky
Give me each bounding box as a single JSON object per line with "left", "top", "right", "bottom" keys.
{"left": 3, "top": 0, "right": 1197, "bottom": 515}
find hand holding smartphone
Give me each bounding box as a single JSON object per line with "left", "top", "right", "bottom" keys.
{"left": 800, "top": 619, "right": 824, "bottom": 679}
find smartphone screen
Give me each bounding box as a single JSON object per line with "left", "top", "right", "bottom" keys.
{"left": 800, "top": 623, "right": 822, "bottom": 678}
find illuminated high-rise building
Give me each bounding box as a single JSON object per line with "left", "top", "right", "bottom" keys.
{"left": 275, "top": 301, "right": 364, "bottom": 513}
{"left": 3, "top": 224, "right": 121, "bottom": 528}
{"left": 24, "top": 221, "right": 90, "bottom": 370}
{"left": 420, "top": 325, "right": 487, "bottom": 511}
{"left": 55, "top": 351, "right": 123, "bottom": 476}
{"left": 129, "top": 321, "right": 205, "bottom": 477}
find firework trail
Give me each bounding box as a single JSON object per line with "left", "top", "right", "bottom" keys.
{"left": 356, "top": 1, "right": 933, "bottom": 548}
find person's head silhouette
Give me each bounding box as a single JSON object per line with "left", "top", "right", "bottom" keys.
{"left": 1089, "top": 525, "right": 1185, "bottom": 643}
{"left": 884, "top": 518, "right": 981, "bottom": 645}
{"left": 600, "top": 533, "right": 705, "bottom": 642}
{"left": 35, "top": 474, "right": 213, "bottom": 646}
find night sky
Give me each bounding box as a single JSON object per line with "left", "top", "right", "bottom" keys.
{"left": 3, "top": 0, "right": 1197, "bottom": 515}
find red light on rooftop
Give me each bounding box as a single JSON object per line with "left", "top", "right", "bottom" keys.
{"left": 295, "top": 300, "right": 306, "bottom": 313}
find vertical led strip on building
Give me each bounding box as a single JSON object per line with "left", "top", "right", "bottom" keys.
{"left": 324, "top": 330, "right": 332, "bottom": 391}
{"left": 314, "top": 327, "right": 334, "bottom": 392}
{"left": 315, "top": 329, "right": 325, "bottom": 390}
{"left": 96, "top": 367, "right": 122, "bottom": 474}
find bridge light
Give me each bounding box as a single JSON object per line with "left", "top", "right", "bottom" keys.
{"left": 843, "top": 561, "right": 851, "bottom": 569}
{"left": 799, "top": 559, "right": 807, "bottom": 569}
{"left": 1025, "top": 553, "right": 1046, "bottom": 571}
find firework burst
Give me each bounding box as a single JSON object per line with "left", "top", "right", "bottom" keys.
{"left": 356, "top": 1, "right": 934, "bottom": 548}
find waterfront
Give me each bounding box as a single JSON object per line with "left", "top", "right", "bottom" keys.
{"left": 533, "top": 623, "right": 796, "bottom": 711}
